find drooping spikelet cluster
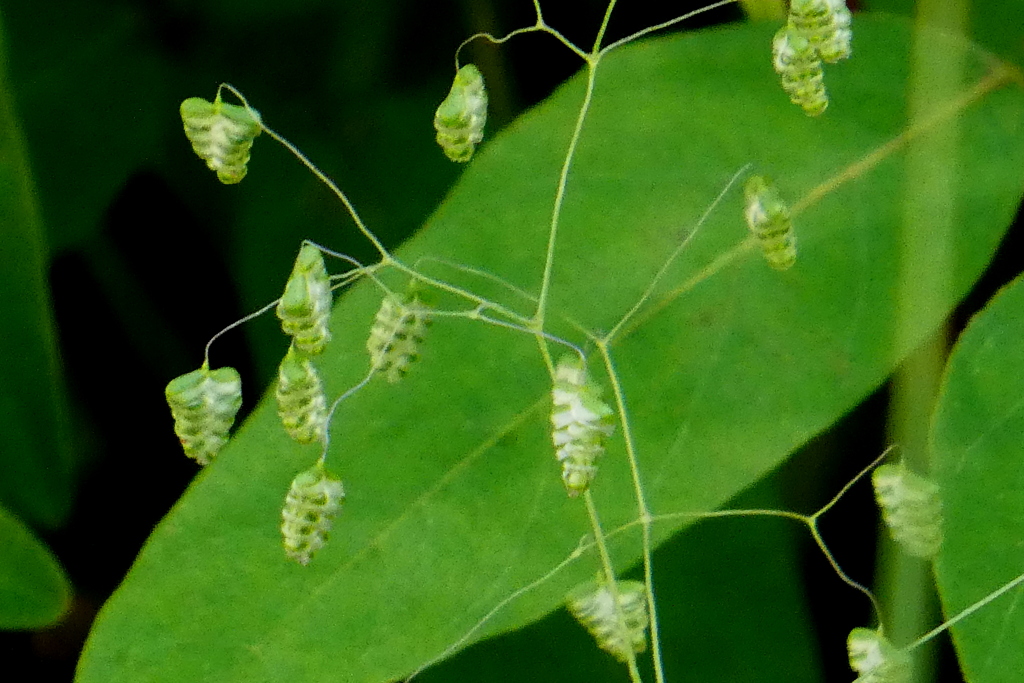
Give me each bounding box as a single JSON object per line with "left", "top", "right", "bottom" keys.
{"left": 180, "top": 93, "right": 262, "bottom": 184}
{"left": 566, "top": 579, "right": 649, "bottom": 663}
{"left": 280, "top": 463, "right": 346, "bottom": 565}
{"left": 434, "top": 64, "right": 488, "bottom": 162}
{"left": 550, "top": 356, "right": 616, "bottom": 497}
{"left": 366, "top": 288, "right": 431, "bottom": 383}
{"left": 772, "top": 0, "right": 853, "bottom": 115}
{"left": 277, "top": 244, "right": 333, "bottom": 355}
{"left": 847, "top": 628, "right": 912, "bottom": 683}
{"left": 872, "top": 462, "right": 943, "bottom": 559}
{"left": 744, "top": 175, "right": 796, "bottom": 271}
{"left": 165, "top": 364, "right": 243, "bottom": 465}
{"left": 173, "top": 94, "right": 351, "bottom": 565}
{"left": 271, "top": 244, "right": 340, "bottom": 562}
{"left": 276, "top": 345, "right": 328, "bottom": 444}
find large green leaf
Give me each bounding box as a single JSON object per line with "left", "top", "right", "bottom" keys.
{"left": 933, "top": 274, "right": 1024, "bottom": 683}
{"left": 420, "top": 480, "right": 822, "bottom": 683}
{"left": 76, "top": 15, "right": 1024, "bottom": 683}
{"left": 0, "top": 503, "right": 70, "bottom": 629}
{"left": 0, "top": 7, "right": 75, "bottom": 527}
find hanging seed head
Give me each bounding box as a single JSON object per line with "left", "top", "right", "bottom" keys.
{"left": 744, "top": 175, "right": 797, "bottom": 271}
{"left": 772, "top": 26, "right": 829, "bottom": 116}
{"left": 276, "top": 244, "right": 332, "bottom": 354}
{"left": 872, "top": 462, "right": 943, "bottom": 559}
{"left": 165, "top": 364, "right": 242, "bottom": 465}
{"left": 434, "top": 64, "right": 488, "bottom": 163}
{"left": 180, "top": 93, "right": 262, "bottom": 184}
{"left": 366, "top": 287, "right": 431, "bottom": 383}
{"left": 276, "top": 345, "right": 328, "bottom": 444}
{"left": 281, "top": 463, "right": 345, "bottom": 565}
{"left": 847, "top": 628, "right": 912, "bottom": 683}
{"left": 566, "top": 579, "right": 649, "bottom": 663}
{"left": 551, "top": 356, "right": 615, "bottom": 497}
{"left": 789, "top": 0, "right": 852, "bottom": 64}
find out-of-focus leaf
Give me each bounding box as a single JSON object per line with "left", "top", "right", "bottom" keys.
{"left": 0, "top": 502, "right": 70, "bottom": 630}
{"left": 866, "top": 0, "right": 1024, "bottom": 67}
{"left": 933, "top": 273, "right": 1024, "bottom": 683}
{"left": 0, "top": 6, "right": 75, "bottom": 527}
{"left": 76, "top": 15, "right": 1024, "bottom": 683}
{"left": 3, "top": 0, "right": 169, "bottom": 251}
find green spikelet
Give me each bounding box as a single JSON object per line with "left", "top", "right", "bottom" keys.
{"left": 550, "top": 356, "right": 615, "bottom": 497}
{"left": 434, "top": 64, "right": 488, "bottom": 162}
{"left": 872, "top": 462, "right": 943, "bottom": 559}
{"left": 276, "top": 244, "right": 332, "bottom": 354}
{"left": 165, "top": 364, "right": 242, "bottom": 465}
{"left": 281, "top": 462, "right": 345, "bottom": 565}
{"left": 744, "top": 175, "right": 797, "bottom": 271}
{"left": 789, "top": 0, "right": 852, "bottom": 64}
{"left": 566, "top": 579, "right": 649, "bottom": 663}
{"left": 180, "top": 93, "right": 262, "bottom": 184}
{"left": 276, "top": 346, "right": 328, "bottom": 444}
{"left": 366, "top": 288, "right": 431, "bottom": 383}
{"left": 772, "top": 25, "right": 828, "bottom": 116}
{"left": 847, "top": 628, "right": 912, "bottom": 683}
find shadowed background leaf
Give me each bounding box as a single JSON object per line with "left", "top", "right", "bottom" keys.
{"left": 0, "top": 503, "right": 70, "bottom": 630}
{"left": 933, "top": 273, "right": 1024, "bottom": 683}
{"left": 0, "top": 6, "right": 75, "bottom": 529}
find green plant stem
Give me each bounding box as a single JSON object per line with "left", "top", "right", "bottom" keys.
{"left": 533, "top": 61, "right": 598, "bottom": 328}
{"left": 597, "top": 342, "right": 665, "bottom": 683}
{"left": 583, "top": 491, "right": 644, "bottom": 683}
{"left": 241, "top": 114, "right": 392, "bottom": 260}
{"left": 907, "top": 569, "right": 1024, "bottom": 651}
{"left": 603, "top": 164, "right": 751, "bottom": 344}
{"left": 592, "top": 0, "right": 620, "bottom": 53}
{"left": 388, "top": 259, "right": 532, "bottom": 326}
{"left": 880, "top": 2, "right": 967, "bottom": 678}
{"left": 599, "top": 0, "right": 739, "bottom": 56}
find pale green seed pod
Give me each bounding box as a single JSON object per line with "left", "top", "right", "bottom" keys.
{"left": 772, "top": 26, "right": 829, "bottom": 116}
{"left": 434, "top": 64, "right": 488, "bottom": 163}
{"left": 180, "top": 94, "right": 262, "bottom": 184}
{"left": 551, "top": 356, "right": 616, "bottom": 497}
{"left": 744, "top": 175, "right": 796, "bottom": 271}
{"left": 847, "top": 628, "right": 912, "bottom": 683}
{"left": 566, "top": 579, "right": 648, "bottom": 663}
{"left": 366, "top": 289, "right": 431, "bottom": 383}
{"left": 276, "top": 244, "right": 332, "bottom": 354}
{"left": 281, "top": 463, "right": 345, "bottom": 565}
{"left": 789, "top": 0, "right": 852, "bottom": 64}
{"left": 165, "top": 364, "right": 242, "bottom": 465}
{"left": 818, "top": 0, "right": 853, "bottom": 63}
{"left": 276, "top": 346, "right": 328, "bottom": 444}
{"left": 872, "top": 462, "right": 943, "bottom": 559}
{"left": 788, "top": 0, "right": 834, "bottom": 44}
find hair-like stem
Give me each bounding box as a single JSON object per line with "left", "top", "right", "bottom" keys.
{"left": 583, "top": 491, "right": 644, "bottom": 683}
{"left": 217, "top": 84, "right": 391, "bottom": 260}
{"left": 534, "top": 62, "right": 598, "bottom": 329}
{"left": 596, "top": 342, "right": 664, "bottom": 683}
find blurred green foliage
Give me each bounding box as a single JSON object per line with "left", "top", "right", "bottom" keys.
{"left": 934, "top": 273, "right": 1024, "bottom": 683}
{"left": 0, "top": 503, "right": 70, "bottom": 629}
